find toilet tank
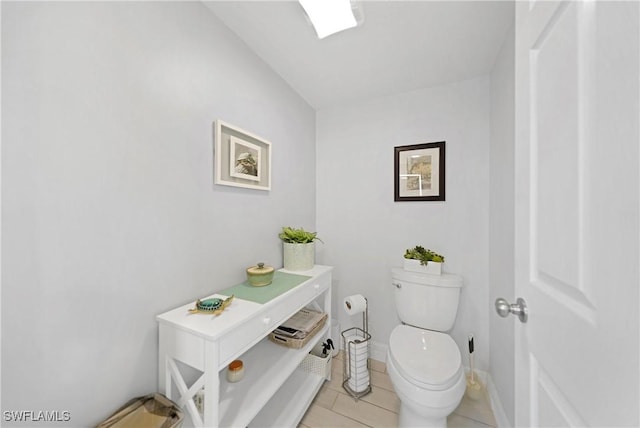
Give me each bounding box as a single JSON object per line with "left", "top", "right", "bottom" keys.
{"left": 391, "top": 268, "right": 463, "bottom": 332}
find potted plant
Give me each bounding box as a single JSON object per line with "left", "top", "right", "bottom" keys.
{"left": 403, "top": 245, "right": 445, "bottom": 275}
{"left": 279, "top": 227, "right": 322, "bottom": 271}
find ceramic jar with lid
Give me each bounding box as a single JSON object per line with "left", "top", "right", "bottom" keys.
{"left": 246, "top": 262, "right": 274, "bottom": 286}
{"left": 226, "top": 359, "right": 245, "bottom": 382}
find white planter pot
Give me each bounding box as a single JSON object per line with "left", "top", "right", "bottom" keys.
{"left": 403, "top": 258, "right": 442, "bottom": 275}
{"left": 283, "top": 242, "right": 315, "bottom": 271}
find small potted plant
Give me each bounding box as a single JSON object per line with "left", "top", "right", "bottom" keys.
{"left": 403, "top": 245, "right": 445, "bottom": 275}
{"left": 279, "top": 227, "right": 322, "bottom": 271}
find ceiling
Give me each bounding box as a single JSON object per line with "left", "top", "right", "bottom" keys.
{"left": 204, "top": 1, "right": 514, "bottom": 110}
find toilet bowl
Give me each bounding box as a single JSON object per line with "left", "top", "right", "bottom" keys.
{"left": 389, "top": 268, "right": 465, "bottom": 427}
{"left": 387, "top": 325, "right": 465, "bottom": 427}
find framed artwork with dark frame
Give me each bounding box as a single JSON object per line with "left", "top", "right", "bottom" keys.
{"left": 214, "top": 120, "right": 272, "bottom": 191}
{"left": 394, "top": 141, "right": 445, "bottom": 201}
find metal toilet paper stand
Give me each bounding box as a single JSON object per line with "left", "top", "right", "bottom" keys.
{"left": 341, "top": 297, "right": 372, "bottom": 400}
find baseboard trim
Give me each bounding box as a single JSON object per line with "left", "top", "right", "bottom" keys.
{"left": 369, "top": 340, "right": 387, "bottom": 362}
{"left": 486, "top": 372, "right": 511, "bottom": 428}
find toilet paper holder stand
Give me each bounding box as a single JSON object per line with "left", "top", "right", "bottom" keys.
{"left": 341, "top": 297, "right": 372, "bottom": 400}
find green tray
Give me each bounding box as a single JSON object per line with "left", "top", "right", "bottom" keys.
{"left": 218, "top": 271, "right": 311, "bottom": 304}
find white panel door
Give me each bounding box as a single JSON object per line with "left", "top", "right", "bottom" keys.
{"left": 514, "top": 1, "right": 639, "bottom": 426}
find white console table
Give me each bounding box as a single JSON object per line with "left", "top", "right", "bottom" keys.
{"left": 157, "top": 265, "right": 332, "bottom": 427}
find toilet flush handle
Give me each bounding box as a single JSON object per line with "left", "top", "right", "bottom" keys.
{"left": 392, "top": 282, "right": 402, "bottom": 289}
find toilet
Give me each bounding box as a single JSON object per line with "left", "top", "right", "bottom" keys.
{"left": 387, "top": 268, "right": 465, "bottom": 428}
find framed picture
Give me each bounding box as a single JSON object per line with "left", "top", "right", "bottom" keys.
{"left": 214, "top": 120, "right": 271, "bottom": 190}
{"left": 394, "top": 141, "right": 445, "bottom": 201}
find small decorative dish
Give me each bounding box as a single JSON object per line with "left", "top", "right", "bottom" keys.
{"left": 188, "top": 295, "right": 234, "bottom": 316}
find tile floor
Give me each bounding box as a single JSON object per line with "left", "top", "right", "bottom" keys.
{"left": 300, "top": 352, "right": 496, "bottom": 428}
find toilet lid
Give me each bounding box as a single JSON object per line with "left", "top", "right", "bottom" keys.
{"left": 389, "top": 325, "right": 462, "bottom": 390}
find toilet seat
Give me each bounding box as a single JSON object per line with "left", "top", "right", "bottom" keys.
{"left": 389, "top": 324, "right": 462, "bottom": 391}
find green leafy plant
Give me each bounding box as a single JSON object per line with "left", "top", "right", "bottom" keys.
{"left": 404, "top": 245, "right": 445, "bottom": 265}
{"left": 278, "top": 227, "right": 322, "bottom": 244}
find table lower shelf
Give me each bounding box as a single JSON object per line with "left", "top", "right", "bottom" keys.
{"left": 216, "top": 323, "right": 330, "bottom": 427}
{"left": 248, "top": 367, "right": 326, "bottom": 427}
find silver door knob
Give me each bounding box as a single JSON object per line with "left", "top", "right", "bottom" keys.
{"left": 495, "top": 297, "right": 528, "bottom": 323}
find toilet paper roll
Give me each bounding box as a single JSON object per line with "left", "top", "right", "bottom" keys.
{"left": 349, "top": 376, "right": 370, "bottom": 392}
{"left": 344, "top": 331, "right": 368, "bottom": 362}
{"left": 344, "top": 329, "right": 370, "bottom": 393}
{"left": 348, "top": 367, "right": 370, "bottom": 392}
{"left": 349, "top": 378, "right": 370, "bottom": 392}
{"left": 347, "top": 342, "right": 368, "bottom": 360}
{"left": 343, "top": 294, "right": 367, "bottom": 315}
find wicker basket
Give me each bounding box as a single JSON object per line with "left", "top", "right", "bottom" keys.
{"left": 268, "top": 314, "right": 327, "bottom": 349}
{"left": 299, "top": 352, "right": 332, "bottom": 378}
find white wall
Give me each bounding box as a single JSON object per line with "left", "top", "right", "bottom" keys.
{"left": 2, "top": 2, "right": 316, "bottom": 425}
{"left": 489, "top": 25, "right": 515, "bottom": 426}
{"left": 316, "top": 77, "right": 491, "bottom": 371}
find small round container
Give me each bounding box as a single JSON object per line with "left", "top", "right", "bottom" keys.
{"left": 226, "top": 359, "right": 245, "bottom": 383}
{"left": 246, "top": 262, "right": 274, "bottom": 286}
